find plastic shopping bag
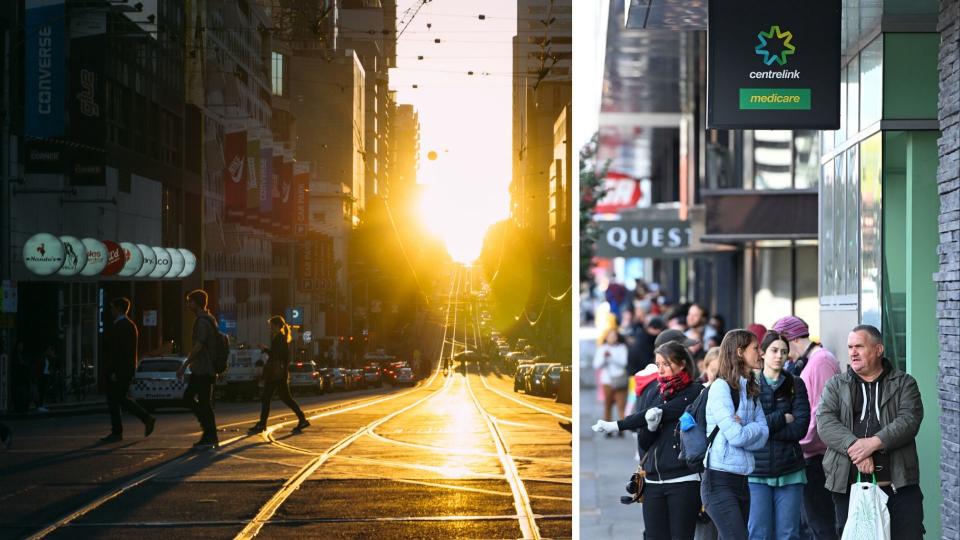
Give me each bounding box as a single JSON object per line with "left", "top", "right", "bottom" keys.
{"left": 841, "top": 473, "right": 891, "bottom": 540}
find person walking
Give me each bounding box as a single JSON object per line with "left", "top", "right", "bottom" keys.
{"left": 12, "top": 341, "right": 31, "bottom": 412}
{"left": 178, "top": 289, "right": 220, "bottom": 448}
{"left": 817, "top": 325, "right": 925, "bottom": 539}
{"left": 702, "top": 329, "right": 769, "bottom": 540}
{"left": 593, "top": 327, "right": 629, "bottom": 437}
{"left": 770, "top": 316, "right": 840, "bottom": 540}
{"left": 592, "top": 341, "right": 705, "bottom": 540}
{"left": 100, "top": 297, "right": 156, "bottom": 443}
{"left": 747, "top": 331, "right": 811, "bottom": 540}
{"left": 248, "top": 316, "right": 310, "bottom": 434}
{"left": 35, "top": 345, "right": 56, "bottom": 411}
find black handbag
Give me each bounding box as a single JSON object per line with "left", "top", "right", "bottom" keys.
{"left": 621, "top": 452, "right": 649, "bottom": 504}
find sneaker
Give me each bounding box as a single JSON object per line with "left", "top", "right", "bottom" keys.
{"left": 100, "top": 433, "right": 122, "bottom": 443}
{"left": 292, "top": 419, "right": 310, "bottom": 433}
{"left": 247, "top": 424, "right": 266, "bottom": 435}
{"left": 144, "top": 417, "right": 156, "bottom": 438}
{"left": 192, "top": 437, "right": 218, "bottom": 449}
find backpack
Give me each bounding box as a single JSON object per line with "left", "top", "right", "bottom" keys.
{"left": 201, "top": 314, "right": 230, "bottom": 375}
{"left": 677, "top": 382, "right": 740, "bottom": 473}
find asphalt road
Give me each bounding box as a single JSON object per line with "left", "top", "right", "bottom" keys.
{"left": 0, "top": 269, "right": 572, "bottom": 539}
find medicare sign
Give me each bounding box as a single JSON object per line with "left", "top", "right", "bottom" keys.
{"left": 707, "top": 0, "right": 840, "bottom": 129}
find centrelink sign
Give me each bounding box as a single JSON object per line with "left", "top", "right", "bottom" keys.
{"left": 707, "top": 0, "right": 840, "bottom": 130}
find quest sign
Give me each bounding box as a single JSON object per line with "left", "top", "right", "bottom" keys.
{"left": 596, "top": 221, "right": 694, "bottom": 258}
{"left": 707, "top": 0, "right": 841, "bottom": 130}
{"left": 21, "top": 233, "right": 196, "bottom": 280}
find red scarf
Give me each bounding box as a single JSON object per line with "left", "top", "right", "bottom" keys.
{"left": 658, "top": 370, "right": 693, "bottom": 401}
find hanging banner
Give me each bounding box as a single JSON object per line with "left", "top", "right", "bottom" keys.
{"left": 245, "top": 137, "right": 261, "bottom": 226}
{"left": 223, "top": 129, "right": 247, "bottom": 223}
{"left": 25, "top": 0, "right": 66, "bottom": 139}
{"left": 68, "top": 33, "right": 106, "bottom": 185}
{"left": 259, "top": 145, "right": 273, "bottom": 229}
{"left": 707, "top": 0, "right": 841, "bottom": 129}
{"left": 271, "top": 152, "right": 284, "bottom": 233}
{"left": 278, "top": 156, "right": 294, "bottom": 235}
{"left": 293, "top": 162, "right": 309, "bottom": 237}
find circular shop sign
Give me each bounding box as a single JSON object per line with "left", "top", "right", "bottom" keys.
{"left": 118, "top": 242, "right": 144, "bottom": 277}
{"left": 150, "top": 246, "right": 172, "bottom": 278}
{"left": 134, "top": 243, "right": 157, "bottom": 278}
{"left": 57, "top": 235, "right": 88, "bottom": 276}
{"left": 178, "top": 249, "right": 197, "bottom": 278}
{"left": 80, "top": 238, "right": 108, "bottom": 276}
{"left": 23, "top": 233, "right": 65, "bottom": 276}
{"left": 100, "top": 240, "right": 126, "bottom": 276}
{"left": 165, "top": 247, "right": 185, "bottom": 278}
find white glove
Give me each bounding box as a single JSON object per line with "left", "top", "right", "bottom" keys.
{"left": 645, "top": 407, "right": 663, "bottom": 431}
{"left": 591, "top": 420, "right": 619, "bottom": 434}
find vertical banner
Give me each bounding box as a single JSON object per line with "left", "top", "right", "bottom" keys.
{"left": 25, "top": 0, "right": 66, "bottom": 139}
{"left": 296, "top": 236, "right": 317, "bottom": 291}
{"left": 245, "top": 137, "right": 260, "bottom": 226}
{"left": 271, "top": 151, "right": 283, "bottom": 232}
{"left": 259, "top": 145, "right": 273, "bottom": 229}
{"left": 279, "top": 155, "right": 294, "bottom": 235}
{"left": 223, "top": 129, "right": 247, "bottom": 223}
{"left": 69, "top": 32, "right": 107, "bottom": 186}
{"left": 293, "top": 162, "right": 309, "bottom": 237}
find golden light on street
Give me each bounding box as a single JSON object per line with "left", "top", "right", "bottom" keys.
{"left": 417, "top": 181, "right": 504, "bottom": 264}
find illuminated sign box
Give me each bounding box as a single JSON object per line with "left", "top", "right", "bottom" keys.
{"left": 707, "top": 0, "right": 840, "bottom": 129}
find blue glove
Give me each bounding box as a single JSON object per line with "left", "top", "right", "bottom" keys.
{"left": 679, "top": 412, "right": 696, "bottom": 432}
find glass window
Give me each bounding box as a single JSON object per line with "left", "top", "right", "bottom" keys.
{"left": 860, "top": 134, "right": 882, "bottom": 327}
{"left": 845, "top": 146, "right": 859, "bottom": 296}
{"left": 794, "top": 244, "right": 820, "bottom": 335}
{"left": 847, "top": 55, "right": 860, "bottom": 139}
{"left": 833, "top": 157, "right": 846, "bottom": 299}
{"left": 836, "top": 61, "right": 848, "bottom": 147}
{"left": 821, "top": 161, "right": 835, "bottom": 299}
{"left": 753, "top": 130, "right": 793, "bottom": 189}
{"left": 860, "top": 37, "right": 883, "bottom": 130}
{"left": 793, "top": 131, "right": 820, "bottom": 189}
{"left": 271, "top": 52, "right": 284, "bottom": 96}
{"left": 754, "top": 246, "right": 793, "bottom": 325}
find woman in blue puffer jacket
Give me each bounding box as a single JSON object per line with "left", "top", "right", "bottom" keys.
{"left": 746, "top": 331, "right": 810, "bottom": 540}
{"left": 702, "top": 329, "right": 769, "bottom": 540}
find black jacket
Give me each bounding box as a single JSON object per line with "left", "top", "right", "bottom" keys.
{"left": 751, "top": 371, "right": 810, "bottom": 477}
{"left": 627, "top": 330, "right": 656, "bottom": 376}
{"left": 619, "top": 379, "right": 704, "bottom": 481}
{"left": 265, "top": 333, "right": 291, "bottom": 380}
{"left": 104, "top": 316, "right": 139, "bottom": 382}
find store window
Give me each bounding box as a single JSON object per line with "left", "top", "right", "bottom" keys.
{"left": 751, "top": 130, "right": 820, "bottom": 189}
{"left": 820, "top": 147, "right": 859, "bottom": 305}
{"left": 271, "top": 52, "right": 284, "bottom": 97}
{"left": 860, "top": 134, "right": 883, "bottom": 327}
{"left": 860, "top": 37, "right": 883, "bottom": 130}
{"left": 752, "top": 242, "right": 820, "bottom": 335}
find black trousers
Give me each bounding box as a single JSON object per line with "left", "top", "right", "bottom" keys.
{"left": 643, "top": 480, "right": 701, "bottom": 540}
{"left": 106, "top": 378, "right": 152, "bottom": 434}
{"left": 183, "top": 374, "right": 217, "bottom": 439}
{"left": 701, "top": 469, "right": 750, "bottom": 540}
{"left": 259, "top": 376, "right": 306, "bottom": 426}
{"left": 832, "top": 483, "right": 924, "bottom": 540}
{"left": 800, "top": 454, "right": 838, "bottom": 540}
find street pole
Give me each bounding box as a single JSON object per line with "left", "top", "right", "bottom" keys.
{"left": 2, "top": 26, "right": 11, "bottom": 282}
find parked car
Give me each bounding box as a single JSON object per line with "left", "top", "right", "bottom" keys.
{"left": 350, "top": 369, "right": 365, "bottom": 389}
{"left": 328, "top": 368, "right": 350, "bottom": 391}
{"left": 542, "top": 364, "right": 563, "bottom": 397}
{"left": 394, "top": 367, "right": 416, "bottom": 386}
{"left": 288, "top": 361, "right": 325, "bottom": 395}
{"left": 222, "top": 348, "right": 264, "bottom": 401}
{"left": 363, "top": 365, "right": 383, "bottom": 387}
{"left": 525, "top": 363, "right": 554, "bottom": 395}
{"left": 514, "top": 364, "right": 534, "bottom": 392}
{"left": 130, "top": 356, "right": 192, "bottom": 411}
{"left": 318, "top": 367, "right": 335, "bottom": 389}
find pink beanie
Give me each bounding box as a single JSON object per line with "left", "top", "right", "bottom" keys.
{"left": 771, "top": 316, "right": 810, "bottom": 341}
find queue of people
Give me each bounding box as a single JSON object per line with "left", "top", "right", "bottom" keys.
{"left": 592, "top": 308, "right": 925, "bottom": 540}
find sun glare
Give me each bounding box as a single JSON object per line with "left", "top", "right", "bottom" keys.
{"left": 417, "top": 182, "right": 506, "bottom": 264}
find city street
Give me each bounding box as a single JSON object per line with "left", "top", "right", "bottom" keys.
{"left": 0, "top": 271, "right": 572, "bottom": 539}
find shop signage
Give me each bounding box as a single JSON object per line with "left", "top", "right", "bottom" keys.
{"left": 595, "top": 171, "right": 651, "bottom": 214}
{"left": 25, "top": 0, "right": 66, "bottom": 138}
{"left": 57, "top": 235, "right": 87, "bottom": 276}
{"left": 166, "top": 247, "right": 185, "bottom": 278}
{"left": 293, "top": 162, "right": 309, "bottom": 237}
{"left": 100, "top": 240, "right": 125, "bottom": 276}
{"left": 22, "top": 232, "right": 65, "bottom": 275}
{"left": 596, "top": 220, "right": 694, "bottom": 258}
{"left": 150, "top": 246, "right": 171, "bottom": 278}
{"left": 118, "top": 242, "right": 143, "bottom": 277}
{"left": 134, "top": 243, "right": 157, "bottom": 277}
{"left": 286, "top": 307, "right": 304, "bottom": 326}
{"left": 707, "top": 0, "right": 840, "bottom": 129}
{"left": 80, "top": 237, "right": 107, "bottom": 276}
{"left": 179, "top": 249, "right": 197, "bottom": 278}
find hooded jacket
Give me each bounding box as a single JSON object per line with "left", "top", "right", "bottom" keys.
{"left": 816, "top": 358, "right": 923, "bottom": 494}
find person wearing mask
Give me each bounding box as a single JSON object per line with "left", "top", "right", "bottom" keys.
{"left": 747, "top": 331, "right": 811, "bottom": 540}
{"left": 770, "top": 316, "right": 840, "bottom": 540}
{"left": 248, "top": 316, "right": 310, "bottom": 434}
{"left": 817, "top": 325, "right": 924, "bottom": 539}
{"left": 178, "top": 289, "right": 220, "bottom": 448}
{"left": 702, "top": 329, "right": 769, "bottom": 540}
{"left": 593, "top": 328, "right": 629, "bottom": 438}
{"left": 592, "top": 341, "right": 705, "bottom": 539}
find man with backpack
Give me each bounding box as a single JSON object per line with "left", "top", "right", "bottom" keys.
{"left": 178, "top": 289, "right": 223, "bottom": 448}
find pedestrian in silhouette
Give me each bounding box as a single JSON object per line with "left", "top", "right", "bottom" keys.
{"left": 248, "top": 315, "right": 309, "bottom": 434}
{"left": 101, "top": 297, "right": 156, "bottom": 442}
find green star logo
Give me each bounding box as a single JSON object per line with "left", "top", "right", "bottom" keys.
{"left": 755, "top": 25, "right": 795, "bottom": 66}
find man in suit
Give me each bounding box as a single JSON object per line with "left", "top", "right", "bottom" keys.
{"left": 101, "top": 297, "right": 156, "bottom": 443}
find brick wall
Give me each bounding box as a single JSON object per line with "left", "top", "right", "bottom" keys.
{"left": 938, "top": 0, "right": 960, "bottom": 538}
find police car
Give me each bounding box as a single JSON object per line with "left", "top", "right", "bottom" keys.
{"left": 130, "top": 356, "right": 191, "bottom": 411}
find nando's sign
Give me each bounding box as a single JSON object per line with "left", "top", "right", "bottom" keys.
{"left": 21, "top": 232, "right": 196, "bottom": 279}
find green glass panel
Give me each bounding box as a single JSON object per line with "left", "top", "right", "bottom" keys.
{"left": 883, "top": 34, "right": 939, "bottom": 120}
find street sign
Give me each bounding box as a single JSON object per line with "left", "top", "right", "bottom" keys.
{"left": 302, "top": 330, "right": 313, "bottom": 343}
{"left": 595, "top": 220, "right": 693, "bottom": 258}
{"left": 707, "top": 0, "right": 840, "bottom": 129}
{"left": 142, "top": 310, "right": 157, "bottom": 327}
{"left": 286, "top": 307, "right": 304, "bottom": 326}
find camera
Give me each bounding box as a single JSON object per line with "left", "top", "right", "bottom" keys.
{"left": 620, "top": 471, "right": 642, "bottom": 505}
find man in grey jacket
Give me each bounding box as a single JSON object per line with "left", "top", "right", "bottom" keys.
{"left": 817, "top": 324, "right": 924, "bottom": 539}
